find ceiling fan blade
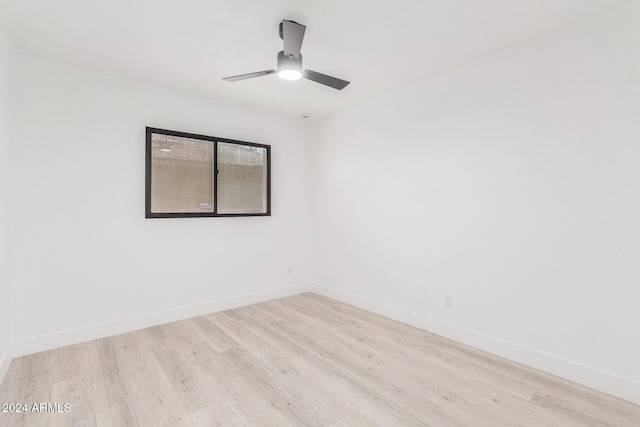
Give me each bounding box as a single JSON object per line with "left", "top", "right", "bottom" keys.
{"left": 223, "top": 70, "right": 276, "bottom": 82}
{"left": 280, "top": 20, "right": 306, "bottom": 59}
{"left": 303, "top": 69, "right": 350, "bottom": 90}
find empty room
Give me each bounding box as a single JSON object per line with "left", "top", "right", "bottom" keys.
{"left": 1, "top": 0, "right": 639, "bottom": 425}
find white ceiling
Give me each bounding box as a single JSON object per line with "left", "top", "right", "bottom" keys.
{"left": 2, "top": 0, "right": 631, "bottom": 118}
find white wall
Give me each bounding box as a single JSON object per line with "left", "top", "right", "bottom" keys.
{"left": 311, "top": 2, "right": 640, "bottom": 403}
{"left": 0, "top": 15, "right": 13, "bottom": 381}
{"left": 11, "top": 56, "right": 313, "bottom": 354}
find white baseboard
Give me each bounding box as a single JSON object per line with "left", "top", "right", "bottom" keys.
{"left": 0, "top": 343, "right": 12, "bottom": 386}
{"left": 309, "top": 283, "right": 640, "bottom": 406}
{"left": 12, "top": 283, "right": 313, "bottom": 358}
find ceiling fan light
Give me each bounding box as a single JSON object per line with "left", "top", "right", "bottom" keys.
{"left": 277, "top": 50, "right": 303, "bottom": 81}
{"left": 278, "top": 69, "right": 302, "bottom": 80}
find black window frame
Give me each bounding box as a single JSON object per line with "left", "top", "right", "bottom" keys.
{"left": 145, "top": 127, "right": 271, "bottom": 218}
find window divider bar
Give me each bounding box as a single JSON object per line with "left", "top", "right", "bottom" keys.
{"left": 213, "top": 140, "right": 218, "bottom": 215}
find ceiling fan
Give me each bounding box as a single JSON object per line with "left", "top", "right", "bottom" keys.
{"left": 223, "top": 20, "right": 350, "bottom": 91}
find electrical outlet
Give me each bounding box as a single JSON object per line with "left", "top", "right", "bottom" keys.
{"left": 445, "top": 296, "right": 453, "bottom": 309}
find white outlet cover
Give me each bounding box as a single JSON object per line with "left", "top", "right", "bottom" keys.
{"left": 445, "top": 296, "right": 454, "bottom": 309}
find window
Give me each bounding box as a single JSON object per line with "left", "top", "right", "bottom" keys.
{"left": 145, "top": 127, "right": 270, "bottom": 218}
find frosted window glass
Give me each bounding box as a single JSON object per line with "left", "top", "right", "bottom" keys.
{"left": 217, "top": 142, "right": 268, "bottom": 214}
{"left": 150, "top": 134, "right": 214, "bottom": 213}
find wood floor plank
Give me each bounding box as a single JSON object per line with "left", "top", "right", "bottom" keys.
{"left": 50, "top": 344, "right": 98, "bottom": 427}
{"left": 1, "top": 293, "right": 639, "bottom": 426}
{"left": 529, "top": 391, "right": 637, "bottom": 427}
{"left": 220, "top": 347, "right": 337, "bottom": 426}
{"left": 259, "top": 409, "right": 296, "bottom": 427}
{"left": 92, "top": 337, "right": 140, "bottom": 426}
{"left": 146, "top": 320, "right": 276, "bottom": 425}
{"left": 0, "top": 350, "right": 56, "bottom": 427}
{"left": 188, "top": 316, "right": 239, "bottom": 353}
{"left": 111, "top": 330, "right": 195, "bottom": 426}
{"left": 141, "top": 333, "right": 225, "bottom": 414}
{"left": 257, "top": 351, "right": 406, "bottom": 427}
{"left": 238, "top": 306, "right": 428, "bottom": 426}
{"left": 206, "top": 311, "right": 278, "bottom": 358}
{"left": 458, "top": 381, "right": 573, "bottom": 427}
{"left": 188, "top": 404, "right": 246, "bottom": 426}
{"left": 245, "top": 305, "right": 432, "bottom": 426}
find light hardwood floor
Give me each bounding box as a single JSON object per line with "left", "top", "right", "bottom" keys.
{"left": 0, "top": 292, "right": 638, "bottom": 426}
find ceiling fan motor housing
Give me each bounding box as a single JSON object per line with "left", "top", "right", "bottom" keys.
{"left": 277, "top": 50, "right": 303, "bottom": 74}
{"left": 279, "top": 20, "right": 301, "bottom": 40}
